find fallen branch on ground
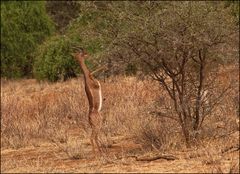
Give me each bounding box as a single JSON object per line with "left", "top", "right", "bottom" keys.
{"left": 136, "top": 154, "right": 179, "bottom": 161}
{"left": 127, "top": 154, "right": 179, "bottom": 162}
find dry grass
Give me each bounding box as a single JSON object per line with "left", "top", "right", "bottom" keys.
{"left": 1, "top": 65, "right": 239, "bottom": 173}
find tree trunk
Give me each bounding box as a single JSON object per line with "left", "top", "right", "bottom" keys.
{"left": 182, "top": 125, "right": 191, "bottom": 148}
{"left": 181, "top": 112, "right": 194, "bottom": 148}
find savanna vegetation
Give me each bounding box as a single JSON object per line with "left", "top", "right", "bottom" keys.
{"left": 1, "top": 1, "right": 239, "bottom": 173}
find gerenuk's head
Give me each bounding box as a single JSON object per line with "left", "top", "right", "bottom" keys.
{"left": 72, "top": 47, "right": 88, "bottom": 61}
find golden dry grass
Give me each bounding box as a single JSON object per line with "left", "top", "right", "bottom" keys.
{"left": 1, "top": 65, "right": 239, "bottom": 173}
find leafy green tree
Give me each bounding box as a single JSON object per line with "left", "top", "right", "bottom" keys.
{"left": 33, "top": 35, "right": 81, "bottom": 82}
{"left": 1, "top": 1, "right": 54, "bottom": 78}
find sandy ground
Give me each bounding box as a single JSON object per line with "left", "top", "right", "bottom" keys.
{"left": 1, "top": 133, "right": 239, "bottom": 173}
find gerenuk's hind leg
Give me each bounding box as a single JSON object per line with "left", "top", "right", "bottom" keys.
{"left": 92, "top": 128, "right": 102, "bottom": 156}
{"left": 89, "top": 111, "right": 103, "bottom": 158}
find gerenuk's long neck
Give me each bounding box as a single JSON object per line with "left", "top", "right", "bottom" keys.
{"left": 78, "top": 58, "right": 90, "bottom": 79}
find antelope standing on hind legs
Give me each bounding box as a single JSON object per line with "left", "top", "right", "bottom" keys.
{"left": 72, "top": 48, "right": 103, "bottom": 158}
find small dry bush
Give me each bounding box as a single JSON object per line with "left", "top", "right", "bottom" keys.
{"left": 55, "top": 136, "right": 88, "bottom": 160}
{"left": 131, "top": 117, "right": 183, "bottom": 151}
{"left": 212, "top": 162, "right": 239, "bottom": 174}
{"left": 63, "top": 138, "right": 87, "bottom": 159}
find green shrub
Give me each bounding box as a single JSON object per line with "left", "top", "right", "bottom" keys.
{"left": 33, "top": 35, "right": 82, "bottom": 82}
{"left": 1, "top": 1, "right": 54, "bottom": 78}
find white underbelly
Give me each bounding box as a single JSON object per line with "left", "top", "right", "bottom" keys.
{"left": 97, "top": 81, "right": 102, "bottom": 111}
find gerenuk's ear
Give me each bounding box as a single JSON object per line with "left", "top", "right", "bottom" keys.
{"left": 70, "top": 53, "right": 76, "bottom": 57}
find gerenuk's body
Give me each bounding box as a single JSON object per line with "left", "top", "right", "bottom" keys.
{"left": 73, "top": 49, "right": 103, "bottom": 157}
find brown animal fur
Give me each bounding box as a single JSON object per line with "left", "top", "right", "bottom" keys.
{"left": 73, "top": 49, "right": 103, "bottom": 157}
